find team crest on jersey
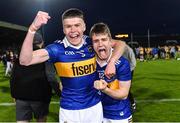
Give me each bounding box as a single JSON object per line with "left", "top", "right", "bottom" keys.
{"left": 87, "top": 45, "right": 93, "bottom": 52}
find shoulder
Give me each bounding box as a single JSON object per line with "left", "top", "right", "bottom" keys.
{"left": 46, "top": 40, "right": 64, "bottom": 50}
{"left": 83, "top": 35, "right": 92, "bottom": 45}
{"left": 116, "top": 56, "right": 129, "bottom": 65}
{"left": 115, "top": 57, "right": 130, "bottom": 71}
{"left": 51, "top": 40, "right": 64, "bottom": 47}
{"left": 45, "top": 40, "right": 66, "bottom": 59}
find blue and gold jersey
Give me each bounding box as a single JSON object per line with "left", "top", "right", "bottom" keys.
{"left": 96, "top": 57, "right": 132, "bottom": 120}
{"left": 45, "top": 36, "right": 100, "bottom": 110}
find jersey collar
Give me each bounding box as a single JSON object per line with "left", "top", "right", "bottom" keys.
{"left": 62, "top": 36, "right": 87, "bottom": 49}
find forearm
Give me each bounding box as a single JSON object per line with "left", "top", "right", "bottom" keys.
{"left": 102, "top": 80, "right": 131, "bottom": 100}
{"left": 19, "top": 29, "right": 35, "bottom": 65}
{"left": 110, "top": 40, "right": 126, "bottom": 62}
{"left": 105, "top": 40, "right": 126, "bottom": 78}
{"left": 102, "top": 87, "right": 129, "bottom": 100}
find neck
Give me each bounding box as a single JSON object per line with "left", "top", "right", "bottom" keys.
{"left": 96, "top": 57, "right": 107, "bottom": 64}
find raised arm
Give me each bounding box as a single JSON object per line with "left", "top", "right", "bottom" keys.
{"left": 19, "top": 11, "right": 51, "bottom": 66}
{"left": 105, "top": 40, "right": 126, "bottom": 78}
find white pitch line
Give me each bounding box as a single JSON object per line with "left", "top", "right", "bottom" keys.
{"left": 0, "top": 101, "right": 59, "bottom": 106}
{"left": 0, "top": 103, "right": 15, "bottom": 106}
{"left": 137, "top": 98, "right": 180, "bottom": 103}
{"left": 0, "top": 99, "right": 180, "bottom": 106}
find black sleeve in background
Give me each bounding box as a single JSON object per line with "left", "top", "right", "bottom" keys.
{"left": 45, "top": 62, "right": 61, "bottom": 97}
{"left": 9, "top": 59, "right": 17, "bottom": 98}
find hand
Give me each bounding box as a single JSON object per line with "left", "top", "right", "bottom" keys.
{"left": 104, "top": 60, "right": 116, "bottom": 79}
{"left": 29, "top": 11, "right": 51, "bottom": 32}
{"left": 94, "top": 79, "right": 108, "bottom": 91}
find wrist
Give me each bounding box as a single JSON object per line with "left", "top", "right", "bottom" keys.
{"left": 29, "top": 24, "right": 38, "bottom": 33}
{"left": 28, "top": 28, "right": 36, "bottom": 34}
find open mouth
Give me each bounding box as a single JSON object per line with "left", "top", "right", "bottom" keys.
{"left": 69, "top": 33, "right": 79, "bottom": 39}
{"left": 96, "top": 47, "right": 110, "bottom": 60}
{"left": 98, "top": 49, "right": 106, "bottom": 53}
{"left": 97, "top": 48, "right": 107, "bottom": 59}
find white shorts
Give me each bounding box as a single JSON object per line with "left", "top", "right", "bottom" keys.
{"left": 59, "top": 102, "right": 103, "bottom": 123}
{"left": 103, "top": 115, "right": 132, "bottom": 123}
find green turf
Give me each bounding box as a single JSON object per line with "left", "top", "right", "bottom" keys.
{"left": 0, "top": 60, "right": 180, "bottom": 122}
{"left": 0, "top": 63, "right": 59, "bottom": 122}
{"left": 132, "top": 60, "right": 180, "bottom": 121}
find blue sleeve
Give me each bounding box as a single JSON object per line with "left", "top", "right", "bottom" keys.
{"left": 45, "top": 43, "right": 60, "bottom": 63}
{"left": 117, "top": 59, "right": 131, "bottom": 81}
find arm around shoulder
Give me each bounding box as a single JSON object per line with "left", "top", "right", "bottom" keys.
{"left": 105, "top": 40, "right": 126, "bottom": 78}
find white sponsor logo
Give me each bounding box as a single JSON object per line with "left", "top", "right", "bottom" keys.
{"left": 65, "top": 51, "right": 75, "bottom": 55}
{"left": 76, "top": 50, "right": 86, "bottom": 57}
{"left": 64, "top": 50, "right": 86, "bottom": 57}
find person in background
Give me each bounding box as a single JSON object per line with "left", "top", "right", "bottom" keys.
{"left": 19, "top": 8, "right": 126, "bottom": 123}
{"left": 139, "top": 46, "right": 144, "bottom": 61}
{"left": 5, "top": 50, "right": 13, "bottom": 76}
{"left": 10, "top": 33, "right": 60, "bottom": 122}
{"left": 90, "top": 22, "right": 132, "bottom": 123}
{"left": 123, "top": 44, "right": 137, "bottom": 113}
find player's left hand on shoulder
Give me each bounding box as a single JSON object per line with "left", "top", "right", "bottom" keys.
{"left": 105, "top": 61, "right": 115, "bottom": 79}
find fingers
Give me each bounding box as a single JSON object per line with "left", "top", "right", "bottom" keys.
{"left": 31, "top": 11, "right": 51, "bottom": 31}
{"left": 37, "top": 11, "right": 51, "bottom": 20}
{"left": 37, "top": 11, "right": 49, "bottom": 16}
{"left": 94, "top": 80, "right": 100, "bottom": 89}
{"left": 94, "top": 80, "right": 107, "bottom": 90}
{"left": 94, "top": 81, "right": 97, "bottom": 89}
{"left": 105, "top": 73, "right": 115, "bottom": 79}
{"left": 104, "top": 63, "right": 116, "bottom": 79}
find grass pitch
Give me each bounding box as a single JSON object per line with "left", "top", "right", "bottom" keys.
{"left": 0, "top": 60, "right": 180, "bottom": 122}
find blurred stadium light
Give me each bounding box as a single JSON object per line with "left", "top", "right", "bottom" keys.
{"left": 115, "top": 34, "right": 129, "bottom": 38}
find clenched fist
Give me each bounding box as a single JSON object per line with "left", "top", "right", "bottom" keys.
{"left": 29, "top": 11, "right": 51, "bottom": 32}
{"left": 94, "top": 79, "right": 108, "bottom": 91}
{"left": 104, "top": 59, "right": 116, "bottom": 79}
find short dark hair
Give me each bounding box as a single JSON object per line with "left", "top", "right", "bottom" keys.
{"left": 89, "top": 22, "right": 112, "bottom": 38}
{"left": 62, "top": 8, "right": 84, "bottom": 21}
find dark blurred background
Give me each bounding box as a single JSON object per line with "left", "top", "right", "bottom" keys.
{"left": 1, "top": 0, "right": 180, "bottom": 48}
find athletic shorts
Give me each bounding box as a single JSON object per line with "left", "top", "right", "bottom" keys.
{"left": 59, "top": 102, "right": 103, "bottom": 123}
{"left": 103, "top": 115, "right": 133, "bottom": 123}
{"left": 16, "top": 99, "right": 50, "bottom": 121}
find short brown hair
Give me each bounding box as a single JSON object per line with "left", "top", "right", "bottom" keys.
{"left": 62, "top": 8, "right": 84, "bottom": 21}
{"left": 89, "top": 22, "right": 112, "bottom": 39}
